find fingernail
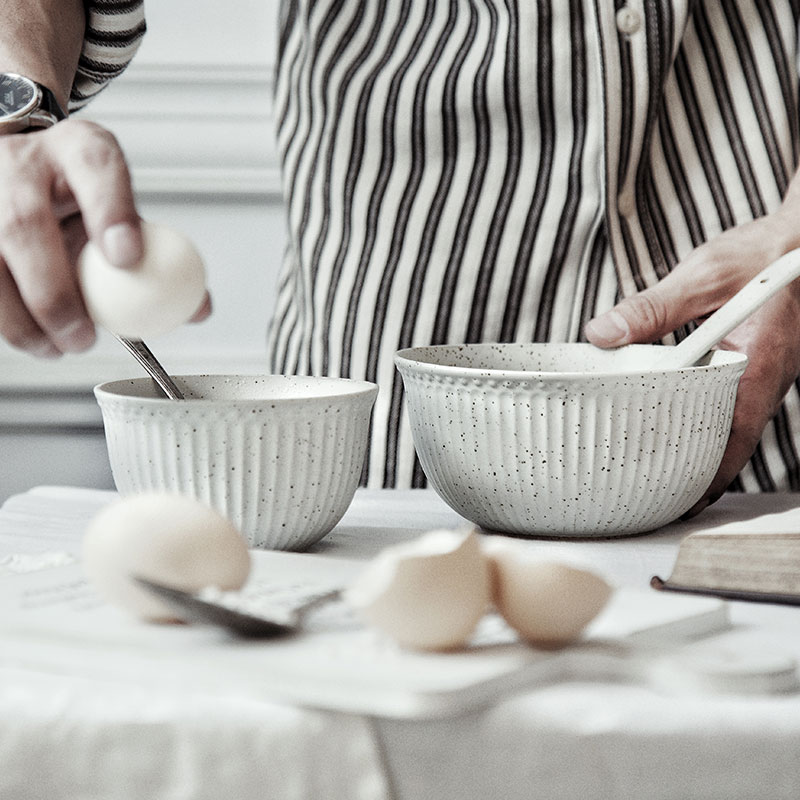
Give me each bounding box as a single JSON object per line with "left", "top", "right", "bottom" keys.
{"left": 585, "top": 311, "right": 630, "bottom": 345}
{"left": 58, "top": 319, "right": 96, "bottom": 352}
{"left": 103, "top": 222, "right": 142, "bottom": 268}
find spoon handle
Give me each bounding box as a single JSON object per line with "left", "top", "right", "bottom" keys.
{"left": 113, "top": 335, "right": 185, "bottom": 400}
{"left": 133, "top": 576, "right": 294, "bottom": 637}
{"left": 134, "top": 576, "right": 343, "bottom": 638}
{"left": 657, "top": 247, "right": 800, "bottom": 370}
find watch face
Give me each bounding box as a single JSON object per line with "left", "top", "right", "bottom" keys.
{"left": 0, "top": 74, "right": 36, "bottom": 118}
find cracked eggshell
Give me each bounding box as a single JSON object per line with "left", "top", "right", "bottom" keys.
{"left": 78, "top": 220, "right": 207, "bottom": 339}
{"left": 484, "top": 540, "right": 613, "bottom": 647}
{"left": 345, "top": 528, "right": 490, "bottom": 651}
{"left": 82, "top": 492, "right": 251, "bottom": 622}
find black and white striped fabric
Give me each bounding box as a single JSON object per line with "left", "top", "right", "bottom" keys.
{"left": 70, "top": 0, "right": 146, "bottom": 110}
{"left": 269, "top": 0, "right": 800, "bottom": 491}
{"left": 76, "top": 1, "right": 800, "bottom": 493}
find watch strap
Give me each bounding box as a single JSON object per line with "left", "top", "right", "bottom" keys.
{"left": 28, "top": 81, "right": 67, "bottom": 128}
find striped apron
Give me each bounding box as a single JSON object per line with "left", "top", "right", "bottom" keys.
{"left": 269, "top": 0, "right": 800, "bottom": 490}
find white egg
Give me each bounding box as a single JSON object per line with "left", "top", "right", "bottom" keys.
{"left": 484, "top": 540, "right": 613, "bottom": 647}
{"left": 345, "top": 528, "right": 490, "bottom": 651}
{"left": 82, "top": 492, "right": 251, "bottom": 622}
{"left": 78, "top": 220, "right": 207, "bottom": 339}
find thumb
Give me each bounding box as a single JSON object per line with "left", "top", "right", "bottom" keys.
{"left": 585, "top": 272, "right": 704, "bottom": 347}
{"left": 99, "top": 220, "right": 144, "bottom": 270}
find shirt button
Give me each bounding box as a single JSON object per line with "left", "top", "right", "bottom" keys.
{"left": 616, "top": 6, "right": 642, "bottom": 35}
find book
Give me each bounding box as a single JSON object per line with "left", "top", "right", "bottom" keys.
{"left": 652, "top": 525, "right": 800, "bottom": 606}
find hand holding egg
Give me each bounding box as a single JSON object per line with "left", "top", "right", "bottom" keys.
{"left": 78, "top": 220, "right": 207, "bottom": 339}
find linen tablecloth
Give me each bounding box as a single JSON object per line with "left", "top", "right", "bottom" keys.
{"left": 2, "top": 486, "right": 800, "bottom": 799}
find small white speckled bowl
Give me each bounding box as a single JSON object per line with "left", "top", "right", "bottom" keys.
{"left": 94, "top": 375, "right": 378, "bottom": 550}
{"left": 395, "top": 343, "right": 748, "bottom": 537}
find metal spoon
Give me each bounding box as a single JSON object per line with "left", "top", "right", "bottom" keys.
{"left": 113, "top": 335, "right": 185, "bottom": 400}
{"left": 656, "top": 247, "right": 800, "bottom": 370}
{"left": 134, "top": 576, "right": 342, "bottom": 638}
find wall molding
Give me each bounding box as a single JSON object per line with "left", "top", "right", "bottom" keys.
{"left": 0, "top": 390, "right": 102, "bottom": 430}
{"left": 132, "top": 166, "right": 281, "bottom": 199}
{"left": 0, "top": 353, "right": 272, "bottom": 428}
{"left": 85, "top": 62, "right": 282, "bottom": 199}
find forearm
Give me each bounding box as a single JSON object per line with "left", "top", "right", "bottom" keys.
{"left": 0, "top": 0, "right": 85, "bottom": 110}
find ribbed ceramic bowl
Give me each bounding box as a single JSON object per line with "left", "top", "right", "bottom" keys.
{"left": 94, "top": 375, "right": 378, "bottom": 550}
{"left": 395, "top": 343, "right": 748, "bottom": 537}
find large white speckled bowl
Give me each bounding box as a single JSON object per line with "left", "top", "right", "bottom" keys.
{"left": 94, "top": 375, "right": 378, "bottom": 550}
{"left": 395, "top": 343, "right": 748, "bottom": 537}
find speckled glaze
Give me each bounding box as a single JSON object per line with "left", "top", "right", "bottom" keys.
{"left": 94, "top": 375, "right": 378, "bottom": 550}
{"left": 395, "top": 343, "right": 748, "bottom": 537}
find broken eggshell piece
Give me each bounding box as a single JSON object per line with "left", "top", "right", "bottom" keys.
{"left": 484, "top": 540, "right": 613, "bottom": 647}
{"left": 345, "top": 527, "right": 490, "bottom": 651}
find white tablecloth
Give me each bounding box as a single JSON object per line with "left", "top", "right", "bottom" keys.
{"left": 2, "top": 487, "right": 800, "bottom": 800}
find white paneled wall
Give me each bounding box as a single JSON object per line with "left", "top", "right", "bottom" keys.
{"left": 0, "top": 2, "right": 286, "bottom": 500}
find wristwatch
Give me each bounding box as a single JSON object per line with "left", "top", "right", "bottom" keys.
{"left": 0, "top": 73, "right": 66, "bottom": 133}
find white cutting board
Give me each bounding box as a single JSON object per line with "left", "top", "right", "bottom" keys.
{"left": 0, "top": 546, "right": 727, "bottom": 719}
